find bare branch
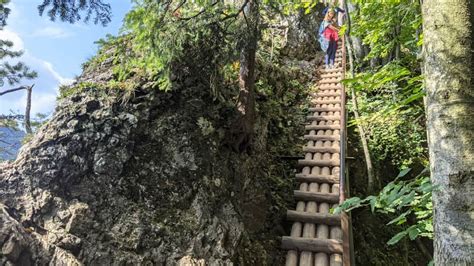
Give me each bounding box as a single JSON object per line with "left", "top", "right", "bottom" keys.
{"left": 0, "top": 86, "right": 27, "bottom": 96}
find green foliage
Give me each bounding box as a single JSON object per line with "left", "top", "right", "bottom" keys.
{"left": 58, "top": 81, "right": 103, "bottom": 99}
{"left": 197, "top": 117, "right": 215, "bottom": 136}
{"left": 343, "top": 1, "right": 432, "bottom": 257}
{"left": 344, "top": 62, "right": 426, "bottom": 168}
{"left": 122, "top": 1, "right": 244, "bottom": 91}
{"left": 0, "top": 117, "right": 18, "bottom": 128}
{"left": 121, "top": 0, "right": 316, "bottom": 92}
{"left": 334, "top": 168, "right": 434, "bottom": 245}
{"left": 350, "top": 0, "right": 422, "bottom": 61}
{"left": 343, "top": 0, "right": 426, "bottom": 169}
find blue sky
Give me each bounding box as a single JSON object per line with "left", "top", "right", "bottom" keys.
{"left": 0, "top": 1, "right": 132, "bottom": 116}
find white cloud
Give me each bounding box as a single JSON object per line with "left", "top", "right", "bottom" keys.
{"left": 42, "top": 61, "right": 75, "bottom": 85}
{"left": 32, "top": 26, "right": 73, "bottom": 39}
{"left": 0, "top": 29, "right": 24, "bottom": 50}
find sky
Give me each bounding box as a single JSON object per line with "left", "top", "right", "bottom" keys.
{"left": 0, "top": 1, "right": 132, "bottom": 116}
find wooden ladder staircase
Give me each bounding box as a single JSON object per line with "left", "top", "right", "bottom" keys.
{"left": 281, "top": 38, "right": 352, "bottom": 266}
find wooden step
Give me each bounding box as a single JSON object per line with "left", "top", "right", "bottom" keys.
{"left": 322, "top": 68, "right": 343, "bottom": 73}
{"left": 303, "top": 135, "right": 340, "bottom": 141}
{"left": 295, "top": 173, "right": 339, "bottom": 184}
{"left": 308, "top": 107, "right": 341, "bottom": 112}
{"left": 321, "top": 73, "right": 343, "bottom": 79}
{"left": 293, "top": 190, "right": 339, "bottom": 203}
{"left": 319, "top": 84, "right": 342, "bottom": 89}
{"left": 306, "top": 115, "right": 340, "bottom": 121}
{"left": 302, "top": 146, "right": 340, "bottom": 154}
{"left": 305, "top": 124, "right": 341, "bottom": 130}
{"left": 311, "top": 92, "right": 341, "bottom": 97}
{"left": 319, "top": 79, "right": 342, "bottom": 84}
{"left": 281, "top": 237, "right": 343, "bottom": 254}
{"left": 310, "top": 99, "right": 342, "bottom": 105}
{"left": 298, "top": 159, "right": 340, "bottom": 167}
{"left": 315, "top": 87, "right": 342, "bottom": 92}
{"left": 287, "top": 210, "right": 341, "bottom": 226}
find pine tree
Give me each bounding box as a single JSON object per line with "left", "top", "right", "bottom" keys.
{"left": 0, "top": 0, "right": 37, "bottom": 134}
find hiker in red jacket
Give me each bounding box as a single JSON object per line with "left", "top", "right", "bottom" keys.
{"left": 319, "top": 9, "right": 340, "bottom": 69}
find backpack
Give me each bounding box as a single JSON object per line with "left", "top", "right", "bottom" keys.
{"left": 318, "top": 21, "right": 330, "bottom": 52}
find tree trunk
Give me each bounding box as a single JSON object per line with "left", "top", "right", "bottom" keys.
{"left": 344, "top": 2, "right": 364, "bottom": 61}
{"left": 344, "top": 0, "right": 378, "bottom": 193}
{"left": 24, "top": 85, "right": 33, "bottom": 134}
{"left": 422, "top": 0, "right": 474, "bottom": 264}
{"left": 233, "top": 0, "right": 259, "bottom": 152}
{"left": 394, "top": 25, "right": 401, "bottom": 60}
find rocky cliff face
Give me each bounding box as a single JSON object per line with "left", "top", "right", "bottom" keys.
{"left": 0, "top": 39, "right": 315, "bottom": 264}
{"left": 283, "top": 2, "right": 326, "bottom": 60}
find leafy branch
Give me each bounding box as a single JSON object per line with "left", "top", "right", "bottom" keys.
{"left": 334, "top": 168, "right": 434, "bottom": 245}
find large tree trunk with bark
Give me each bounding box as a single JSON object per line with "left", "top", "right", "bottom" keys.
{"left": 422, "top": 1, "right": 474, "bottom": 264}
{"left": 233, "top": 0, "right": 259, "bottom": 152}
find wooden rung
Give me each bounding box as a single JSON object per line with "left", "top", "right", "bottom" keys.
{"left": 295, "top": 173, "right": 339, "bottom": 184}
{"left": 286, "top": 210, "right": 341, "bottom": 226}
{"left": 304, "top": 124, "right": 341, "bottom": 130}
{"left": 319, "top": 84, "right": 342, "bottom": 89}
{"left": 310, "top": 99, "right": 342, "bottom": 104}
{"left": 293, "top": 190, "right": 339, "bottom": 203}
{"left": 302, "top": 146, "right": 340, "bottom": 153}
{"left": 311, "top": 92, "right": 341, "bottom": 97}
{"left": 298, "top": 159, "right": 340, "bottom": 167}
{"left": 323, "top": 68, "right": 343, "bottom": 73}
{"left": 306, "top": 115, "right": 341, "bottom": 121}
{"left": 315, "top": 87, "right": 342, "bottom": 92}
{"left": 281, "top": 237, "right": 343, "bottom": 254}
{"left": 321, "top": 74, "right": 343, "bottom": 79}
{"left": 319, "top": 79, "right": 342, "bottom": 84}
{"left": 308, "top": 107, "right": 341, "bottom": 112}
{"left": 313, "top": 97, "right": 341, "bottom": 102}
{"left": 303, "top": 135, "right": 340, "bottom": 141}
